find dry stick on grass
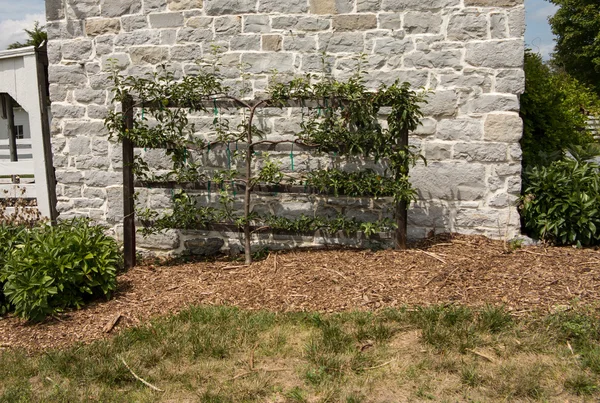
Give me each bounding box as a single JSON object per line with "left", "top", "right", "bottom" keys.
{"left": 362, "top": 358, "right": 396, "bottom": 370}
{"left": 466, "top": 349, "right": 496, "bottom": 363}
{"left": 120, "top": 357, "right": 164, "bottom": 392}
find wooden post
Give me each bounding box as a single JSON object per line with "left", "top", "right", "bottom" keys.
{"left": 34, "top": 45, "right": 58, "bottom": 222}
{"left": 1, "top": 94, "right": 19, "bottom": 184}
{"left": 122, "top": 95, "right": 136, "bottom": 269}
{"left": 395, "top": 127, "right": 409, "bottom": 250}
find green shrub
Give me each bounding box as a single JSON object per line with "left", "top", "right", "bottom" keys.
{"left": 0, "top": 219, "right": 121, "bottom": 321}
{"left": 521, "top": 159, "right": 600, "bottom": 246}
{"left": 0, "top": 225, "right": 28, "bottom": 314}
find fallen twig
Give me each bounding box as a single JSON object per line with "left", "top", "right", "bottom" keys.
{"left": 322, "top": 267, "right": 349, "bottom": 280}
{"left": 466, "top": 348, "right": 496, "bottom": 363}
{"left": 363, "top": 359, "right": 395, "bottom": 370}
{"left": 221, "top": 265, "right": 245, "bottom": 271}
{"left": 103, "top": 313, "right": 122, "bottom": 333}
{"left": 418, "top": 250, "right": 447, "bottom": 264}
{"left": 120, "top": 357, "right": 164, "bottom": 392}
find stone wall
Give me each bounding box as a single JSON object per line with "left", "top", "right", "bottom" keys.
{"left": 45, "top": 0, "right": 525, "bottom": 254}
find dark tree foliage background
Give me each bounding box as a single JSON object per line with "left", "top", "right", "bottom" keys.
{"left": 549, "top": 0, "right": 600, "bottom": 95}
{"left": 520, "top": 51, "right": 599, "bottom": 168}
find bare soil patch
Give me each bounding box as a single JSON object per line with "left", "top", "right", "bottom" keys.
{"left": 1, "top": 234, "right": 599, "bottom": 351}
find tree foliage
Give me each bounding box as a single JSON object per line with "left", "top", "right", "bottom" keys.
{"left": 520, "top": 50, "right": 599, "bottom": 168}
{"left": 549, "top": 0, "right": 600, "bottom": 95}
{"left": 7, "top": 21, "right": 47, "bottom": 50}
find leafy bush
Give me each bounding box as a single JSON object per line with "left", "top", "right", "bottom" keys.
{"left": 0, "top": 219, "right": 121, "bottom": 321}
{"left": 0, "top": 225, "right": 28, "bottom": 314}
{"left": 520, "top": 159, "right": 600, "bottom": 246}
{"left": 520, "top": 51, "right": 599, "bottom": 168}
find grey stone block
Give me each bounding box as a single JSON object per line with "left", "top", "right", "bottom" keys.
{"left": 447, "top": 12, "right": 487, "bottom": 40}
{"left": 129, "top": 46, "right": 169, "bottom": 64}
{"left": 423, "top": 142, "right": 452, "bottom": 160}
{"left": 170, "top": 44, "right": 203, "bottom": 60}
{"left": 101, "top": 53, "right": 131, "bottom": 70}
{"left": 52, "top": 104, "right": 87, "bottom": 119}
{"left": 320, "top": 32, "right": 365, "bottom": 53}
{"left": 144, "top": 0, "right": 167, "bottom": 13}
{"left": 122, "top": 15, "right": 148, "bottom": 31}
{"left": 421, "top": 91, "right": 458, "bottom": 118}
{"left": 85, "top": 171, "right": 123, "bottom": 187}
{"left": 230, "top": 35, "right": 261, "bottom": 51}
{"left": 204, "top": 0, "right": 257, "bottom": 15}
{"left": 410, "top": 161, "right": 487, "bottom": 201}
{"left": 114, "top": 30, "right": 161, "bottom": 46}
{"left": 508, "top": 7, "right": 525, "bottom": 38}
{"left": 382, "top": 0, "right": 461, "bottom": 11}
{"left": 466, "top": 40, "right": 524, "bottom": 68}
{"left": 372, "top": 37, "right": 414, "bottom": 54}
{"left": 436, "top": 118, "right": 483, "bottom": 141}
{"left": 259, "top": 0, "right": 308, "bottom": 13}
{"left": 242, "top": 52, "right": 295, "bottom": 73}
{"left": 61, "top": 39, "right": 93, "bottom": 61}
{"left": 168, "top": 0, "right": 203, "bottom": 10}
{"left": 462, "top": 94, "right": 520, "bottom": 114}
{"left": 185, "top": 237, "right": 225, "bottom": 256}
{"left": 87, "top": 105, "right": 110, "bottom": 119}
{"left": 49, "top": 65, "right": 87, "bottom": 86}
{"left": 404, "top": 11, "right": 442, "bottom": 34}
{"left": 244, "top": 15, "right": 270, "bottom": 33}
{"left": 404, "top": 50, "right": 462, "bottom": 69}
{"left": 484, "top": 113, "right": 522, "bottom": 142}
{"left": 495, "top": 69, "right": 525, "bottom": 94}
{"left": 101, "top": 0, "right": 142, "bottom": 17}
{"left": 149, "top": 12, "right": 184, "bottom": 28}
{"left": 74, "top": 89, "right": 107, "bottom": 104}
{"left": 283, "top": 35, "right": 317, "bottom": 52}
{"left": 465, "top": 0, "right": 523, "bottom": 6}
{"left": 378, "top": 13, "right": 401, "bottom": 29}
{"left": 47, "top": 20, "right": 85, "bottom": 40}
{"left": 262, "top": 34, "right": 282, "bottom": 51}
{"left": 215, "top": 16, "right": 241, "bottom": 35}
{"left": 49, "top": 84, "right": 67, "bottom": 103}
{"left": 138, "top": 230, "right": 181, "bottom": 250}
{"left": 176, "top": 28, "right": 214, "bottom": 42}
{"left": 490, "top": 13, "right": 508, "bottom": 39}
{"left": 454, "top": 142, "right": 508, "bottom": 162}
{"left": 333, "top": 14, "right": 378, "bottom": 32}
{"left": 67, "top": 0, "right": 101, "bottom": 19}
{"left": 47, "top": 0, "right": 65, "bottom": 21}
{"left": 186, "top": 16, "right": 213, "bottom": 28}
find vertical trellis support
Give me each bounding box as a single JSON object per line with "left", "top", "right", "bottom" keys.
{"left": 395, "top": 126, "right": 409, "bottom": 250}
{"left": 122, "top": 94, "right": 136, "bottom": 269}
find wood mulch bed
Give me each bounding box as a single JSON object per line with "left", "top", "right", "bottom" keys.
{"left": 1, "top": 234, "right": 599, "bottom": 352}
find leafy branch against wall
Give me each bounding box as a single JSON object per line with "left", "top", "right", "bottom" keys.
{"left": 104, "top": 52, "right": 426, "bottom": 264}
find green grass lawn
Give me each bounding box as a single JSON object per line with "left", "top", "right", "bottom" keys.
{"left": 1, "top": 304, "right": 599, "bottom": 402}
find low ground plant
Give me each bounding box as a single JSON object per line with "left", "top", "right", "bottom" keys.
{"left": 0, "top": 219, "right": 121, "bottom": 321}
{"left": 521, "top": 159, "right": 600, "bottom": 246}
{"left": 1, "top": 305, "right": 599, "bottom": 402}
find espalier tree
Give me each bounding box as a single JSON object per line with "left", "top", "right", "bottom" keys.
{"left": 105, "top": 51, "right": 426, "bottom": 265}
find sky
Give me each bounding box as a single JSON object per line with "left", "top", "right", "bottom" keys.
{"left": 0, "top": 0, "right": 558, "bottom": 59}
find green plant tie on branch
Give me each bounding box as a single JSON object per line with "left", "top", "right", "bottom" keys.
{"left": 290, "top": 143, "right": 295, "bottom": 171}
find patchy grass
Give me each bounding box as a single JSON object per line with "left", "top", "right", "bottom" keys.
{"left": 1, "top": 305, "right": 599, "bottom": 402}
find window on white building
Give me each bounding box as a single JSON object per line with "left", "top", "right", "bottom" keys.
{"left": 14, "top": 125, "right": 24, "bottom": 139}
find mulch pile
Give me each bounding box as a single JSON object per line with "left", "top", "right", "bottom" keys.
{"left": 1, "top": 234, "right": 599, "bottom": 351}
